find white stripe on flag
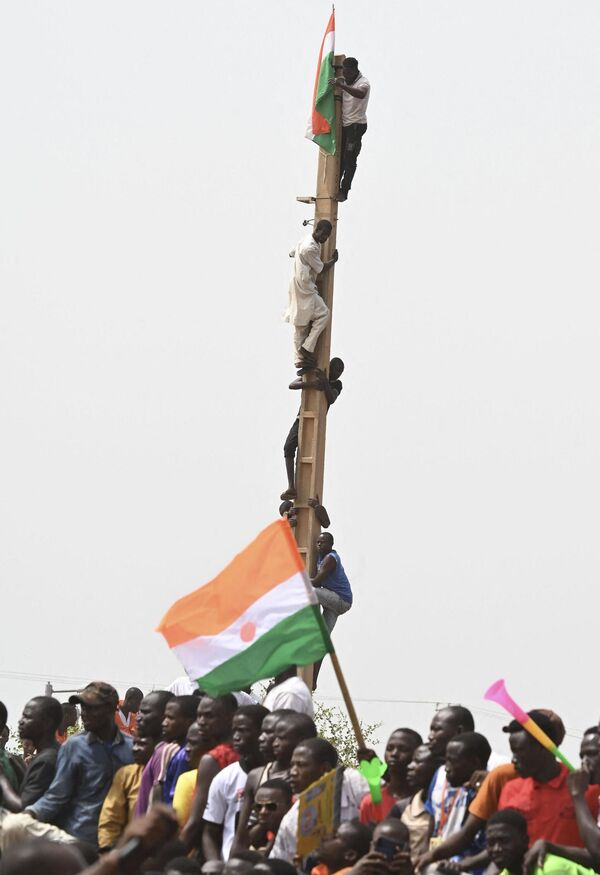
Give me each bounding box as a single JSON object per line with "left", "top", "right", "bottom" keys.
{"left": 172, "top": 571, "right": 316, "bottom": 679}
{"left": 322, "top": 31, "right": 335, "bottom": 58}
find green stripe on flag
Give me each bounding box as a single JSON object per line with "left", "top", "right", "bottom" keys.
{"left": 196, "top": 605, "right": 332, "bottom": 697}
{"left": 314, "top": 52, "right": 336, "bottom": 154}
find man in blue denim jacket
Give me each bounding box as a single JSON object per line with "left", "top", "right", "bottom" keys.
{"left": 26, "top": 681, "right": 133, "bottom": 847}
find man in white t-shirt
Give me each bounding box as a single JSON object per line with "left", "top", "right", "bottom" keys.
{"left": 262, "top": 669, "right": 314, "bottom": 718}
{"left": 330, "top": 57, "right": 370, "bottom": 202}
{"left": 202, "top": 705, "right": 268, "bottom": 861}
{"left": 270, "top": 737, "right": 368, "bottom": 863}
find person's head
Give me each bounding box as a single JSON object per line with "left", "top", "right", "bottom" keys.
{"left": 407, "top": 744, "right": 444, "bottom": 791}
{"left": 317, "top": 819, "right": 372, "bottom": 871}
{"left": 184, "top": 722, "right": 207, "bottom": 769}
{"left": 504, "top": 710, "right": 562, "bottom": 779}
{"left": 196, "top": 694, "right": 238, "bottom": 744}
{"left": 272, "top": 713, "right": 318, "bottom": 765}
{"left": 486, "top": 809, "right": 529, "bottom": 873}
{"left": 59, "top": 703, "right": 78, "bottom": 734}
{"left": 290, "top": 737, "right": 338, "bottom": 794}
{"left": 580, "top": 730, "right": 600, "bottom": 783}
{"left": 122, "top": 687, "right": 143, "bottom": 713}
{"left": 371, "top": 818, "right": 410, "bottom": 853}
{"left": 232, "top": 705, "right": 269, "bottom": 757}
{"left": 0, "top": 839, "right": 86, "bottom": 874}
{"left": 535, "top": 709, "right": 566, "bottom": 746}
{"left": 342, "top": 57, "right": 360, "bottom": 84}
{"left": 258, "top": 710, "right": 295, "bottom": 759}
{"left": 69, "top": 681, "right": 119, "bottom": 736}
{"left": 136, "top": 690, "right": 174, "bottom": 739}
{"left": 18, "top": 696, "right": 62, "bottom": 744}
{"left": 132, "top": 733, "right": 156, "bottom": 767}
{"left": 445, "top": 732, "right": 491, "bottom": 787}
{"left": 0, "top": 701, "right": 8, "bottom": 735}
{"left": 385, "top": 728, "right": 423, "bottom": 776}
{"left": 313, "top": 219, "right": 333, "bottom": 245}
{"left": 254, "top": 778, "right": 293, "bottom": 833}
{"left": 253, "top": 861, "right": 298, "bottom": 875}
{"left": 162, "top": 695, "right": 198, "bottom": 744}
{"left": 329, "top": 358, "right": 345, "bottom": 381}
{"left": 201, "top": 862, "right": 224, "bottom": 875}
{"left": 317, "top": 531, "right": 335, "bottom": 558}
{"left": 223, "top": 851, "right": 264, "bottom": 875}
{"left": 272, "top": 667, "right": 297, "bottom": 685}
{"left": 166, "top": 858, "right": 203, "bottom": 874}
{"left": 428, "top": 706, "right": 475, "bottom": 756}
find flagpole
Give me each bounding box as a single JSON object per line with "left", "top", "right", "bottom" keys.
{"left": 329, "top": 651, "right": 366, "bottom": 749}
{"left": 295, "top": 49, "right": 345, "bottom": 694}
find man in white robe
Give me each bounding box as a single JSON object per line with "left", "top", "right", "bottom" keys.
{"left": 285, "top": 219, "right": 338, "bottom": 368}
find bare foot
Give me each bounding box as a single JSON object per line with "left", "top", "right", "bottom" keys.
{"left": 280, "top": 488, "right": 297, "bottom": 501}
{"left": 309, "top": 497, "right": 330, "bottom": 528}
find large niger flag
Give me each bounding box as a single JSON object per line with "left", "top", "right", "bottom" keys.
{"left": 157, "top": 519, "right": 332, "bottom": 696}
{"left": 306, "top": 11, "right": 336, "bottom": 154}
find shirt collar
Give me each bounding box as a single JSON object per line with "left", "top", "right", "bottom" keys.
{"left": 532, "top": 763, "right": 567, "bottom": 789}
{"left": 86, "top": 727, "right": 125, "bottom": 747}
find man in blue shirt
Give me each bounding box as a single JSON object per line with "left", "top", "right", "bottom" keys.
{"left": 310, "top": 532, "right": 353, "bottom": 633}
{"left": 25, "top": 680, "right": 133, "bottom": 847}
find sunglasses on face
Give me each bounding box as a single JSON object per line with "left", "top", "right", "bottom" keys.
{"left": 254, "top": 801, "right": 279, "bottom": 812}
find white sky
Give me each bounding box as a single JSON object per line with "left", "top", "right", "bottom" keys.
{"left": 2, "top": 1, "right": 600, "bottom": 763}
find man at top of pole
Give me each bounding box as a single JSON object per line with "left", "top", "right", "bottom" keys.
{"left": 330, "top": 57, "right": 370, "bottom": 203}
{"left": 284, "top": 219, "right": 338, "bottom": 371}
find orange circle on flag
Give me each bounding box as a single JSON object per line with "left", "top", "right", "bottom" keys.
{"left": 240, "top": 621, "right": 257, "bottom": 643}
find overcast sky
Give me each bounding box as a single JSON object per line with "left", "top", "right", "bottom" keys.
{"left": 2, "top": 1, "right": 600, "bottom": 761}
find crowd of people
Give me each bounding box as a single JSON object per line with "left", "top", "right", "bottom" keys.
{"left": 1, "top": 678, "right": 599, "bottom": 875}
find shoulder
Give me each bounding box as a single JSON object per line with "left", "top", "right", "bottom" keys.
{"left": 358, "top": 76, "right": 370, "bottom": 89}
{"left": 280, "top": 800, "right": 299, "bottom": 829}
{"left": 486, "top": 763, "right": 518, "bottom": 788}
{"left": 343, "top": 768, "right": 369, "bottom": 797}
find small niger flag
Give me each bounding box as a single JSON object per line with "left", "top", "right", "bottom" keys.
{"left": 306, "top": 11, "right": 336, "bottom": 154}
{"left": 157, "top": 519, "right": 332, "bottom": 697}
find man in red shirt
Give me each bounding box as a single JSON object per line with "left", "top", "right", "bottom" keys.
{"left": 499, "top": 710, "right": 599, "bottom": 846}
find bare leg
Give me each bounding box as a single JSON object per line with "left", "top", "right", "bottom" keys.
{"left": 285, "top": 456, "right": 296, "bottom": 492}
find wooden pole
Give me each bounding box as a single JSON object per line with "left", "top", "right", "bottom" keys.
{"left": 330, "top": 651, "right": 366, "bottom": 749}
{"left": 295, "top": 54, "right": 345, "bottom": 691}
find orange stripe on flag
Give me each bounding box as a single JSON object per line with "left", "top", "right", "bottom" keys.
{"left": 157, "top": 519, "right": 304, "bottom": 648}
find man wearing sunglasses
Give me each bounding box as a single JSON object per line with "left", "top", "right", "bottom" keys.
{"left": 248, "top": 778, "right": 293, "bottom": 855}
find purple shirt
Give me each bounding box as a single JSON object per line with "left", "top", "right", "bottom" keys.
{"left": 134, "top": 741, "right": 166, "bottom": 816}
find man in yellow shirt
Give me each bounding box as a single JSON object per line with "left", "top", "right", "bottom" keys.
{"left": 97, "top": 734, "right": 156, "bottom": 850}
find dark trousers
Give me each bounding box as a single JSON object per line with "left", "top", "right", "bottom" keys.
{"left": 339, "top": 123, "right": 367, "bottom": 195}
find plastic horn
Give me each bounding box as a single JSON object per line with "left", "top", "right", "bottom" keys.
{"left": 359, "top": 756, "right": 387, "bottom": 804}
{"left": 484, "top": 678, "right": 575, "bottom": 772}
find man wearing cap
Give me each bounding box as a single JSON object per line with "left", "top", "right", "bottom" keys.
{"left": 498, "top": 710, "right": 599, "bottom": 847}
{"left": 24, "top": 681, "right": 134, "bottom": 847}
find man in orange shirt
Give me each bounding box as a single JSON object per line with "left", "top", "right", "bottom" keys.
{"left": 499, "top": 712, "right": 599, "bottom": 847}
{"left": 417, "top": 709, "right": 568, "bottom": 870}
{"left": 115, "top": 687, "right": 143, "bottom": 738}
